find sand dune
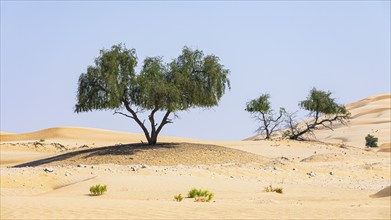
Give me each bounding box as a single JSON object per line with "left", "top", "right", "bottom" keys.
{"left": 0, "top": 127, "right": 146, "bottom": 145}
{"left": 0, "top": 132, "right": 15, "bottom": 135}
{"left": 314, "top": 94, "right": 390, "bottom": 150}
{"left": 1, "top": 94, "right": 390, "bottom": 219}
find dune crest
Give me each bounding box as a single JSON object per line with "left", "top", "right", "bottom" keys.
{"left": 0, "top": 131, "right": 15, "bottom": 135}
{"left": 1, "top": 127, "right": 142, "bottom": 142}
{"left": 315, "top": 94, "right": 390, "bottom": 150}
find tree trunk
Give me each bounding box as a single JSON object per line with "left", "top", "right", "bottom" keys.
{"left": 122, "top": 100, "right": 171, "bottom": 146}
{"left": 262, "top": 113, "right": 271, "bottom": 140}
{"left": 265, "top": 130, "right": 271, "bottom": 139}
{"left": 145, "top": 110, "right": 171, "bottom": 145}
{"left": 148, "top": 133, "right": 158, "bottom": 145}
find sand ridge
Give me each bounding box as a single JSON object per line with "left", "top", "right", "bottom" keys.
{"left": 314, "top": 94, "right": 390, "bottom": 150}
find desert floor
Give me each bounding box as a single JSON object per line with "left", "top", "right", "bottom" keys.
{"left": 1, "top": 94, "right": 390, "bottom": 219}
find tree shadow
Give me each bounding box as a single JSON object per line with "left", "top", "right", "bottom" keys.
{"left": 13, "top": 143, "right": 179, "bottom": 168}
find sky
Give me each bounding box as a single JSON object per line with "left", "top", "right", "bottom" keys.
{"left": 1, "top": 1, "right": 390, "bottom": 140}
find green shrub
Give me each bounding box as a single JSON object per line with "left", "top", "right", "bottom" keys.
{"left": 39, "top": 139, "right": 45, "bottom": 142}
{"left": 264, "top": 185, "right": 283, "bottom": 194}
{"left": 187, "top": 188, "right": 198, "bottom": 198}
{"left": 187, "top": 188, "right": 214, "bottom": 202}
{"left": 365, "top": 134, "right": 378, "bottom": 148}
{"left": 174, "top": 193, "right": 183, "bottom": 202}
{"left": 89, "top": 184, "right": 107, "bottom": 196}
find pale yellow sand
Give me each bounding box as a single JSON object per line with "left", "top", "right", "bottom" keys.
{"left": 0, "top": 132, "right": 15, "bottom": 135}
{"left": 1, "top": 94, "right": 390, "bottom": 219}
{"left": 313, "top": 94, "right": 391, "bottom": 151}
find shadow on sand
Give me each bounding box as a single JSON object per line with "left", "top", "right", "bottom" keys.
{"left": 13, "top": 143, "right": 178, "bottom": 168}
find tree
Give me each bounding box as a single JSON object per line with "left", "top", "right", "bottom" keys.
{"left": 75, "top": 44, "right": 230, "bottom": 145}
{"left": 288, "top": 88, "right": 350, "bottom": 140}
{"left": 245, "top": 94, "right": 285, "bottom": 139}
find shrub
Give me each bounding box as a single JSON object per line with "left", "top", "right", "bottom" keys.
{"left": 365, "top": 134, "right": 378, "bottom": 148}
{"left": 89, "top": 184, "right": 107, "bottom": 196}
{"left": 264, "top": 185, "right": 283, "bottom": 194}
{"left": 187, "top": 188, "right": 198, "bottom": 198}
{"left": 174, "top": 193, "right": 183, "bottom": 202}
{"left": 187, "top": 188, "right": 214, "bottom": 202}
{"left": 39, "top": 139, "right": 45, "bottom": 142}
{"left": 274, "top": 187, "right": 283, "bottom": 194}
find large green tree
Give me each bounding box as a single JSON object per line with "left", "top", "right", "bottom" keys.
{"left": 245, "top": 94, "right": 285, "bottom": 139}
{"left": 287, "top": 88, "right": 350, "bottom": 140}
{"left": 75, "top": 44, "right": 230, "bottom": 145}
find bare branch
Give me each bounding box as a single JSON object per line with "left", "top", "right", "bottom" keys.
{"left": 122, "top": 99, "right": 151, "bottom": 141}
{"left": 113, "top": 111, "right": 134, "bottom": 119}
{"left": 156, "top": 111, "right": 172, "bottom": 136}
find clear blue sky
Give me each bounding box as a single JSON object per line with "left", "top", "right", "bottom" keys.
{"left": 1, "top": 1, "right": 390, "bottom": 140}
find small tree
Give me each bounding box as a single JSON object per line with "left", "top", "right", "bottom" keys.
{"left": 75, "top": 44, "right": 230, "bottom": 145}
{"left": 365, "top": 134, "right": 378, "bottom": 148}
{"left": 288, "top": 88, "right": 350, "bottom": 140}
{"left": 282, "top": 110, "right": 299, "bottom": 139}
{"left": 245, "top": 94, "right": 285, "bottom": 139}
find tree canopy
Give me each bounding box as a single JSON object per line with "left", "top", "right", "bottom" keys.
{"left": 288, "top": 88, "right": 350, "bottom": 140}
{"left": 75, "top": 44, "right": 230, "bottom": 145}
{"left": 245, "top": 94, "right": 285, "bottom": 139}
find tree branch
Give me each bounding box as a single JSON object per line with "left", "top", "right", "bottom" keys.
{"left": 156, "top": 110, "right": 172, "bottom": 136}
{"left": 113, "top": 111, "right": 134, "bottom": 119}
{"left": 149, "top": 108, "right": 159, "bottom": 136}
{"left": 122, "top": 99, "right": 151, "bottom": 140}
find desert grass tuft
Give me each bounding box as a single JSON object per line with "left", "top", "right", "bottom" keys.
{"left": 264, "top": 185, "right": 283, "bottom": 194}
{"left": 187, "top": 188, "right": 214, "bottom": 202}
{"left": 89, "top": 184, "right": 107, "bottom": 196}
{"left": 174, "top": 193, "right": 183, "bottom": 202}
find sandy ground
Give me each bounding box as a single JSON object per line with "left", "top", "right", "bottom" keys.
{"left": 1, "top": 94, "right": 390, "bottom": 219}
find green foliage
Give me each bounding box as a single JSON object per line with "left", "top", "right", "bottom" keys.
{"left": 75, "top": 44, "right": 230, "bottom": 145}
{"left": 89, "top": 184, "right": 107, "bottom": 196}
{"left": 365, "top": 134, "right": 378, "bottom": 148}
{"left": 75, "top": 44, "right": 230, "bottom": 112}
{"left": 39, "top": 139, "right": 45, "bottom": 142}
{"left": 264, "top": 185, "right": 283, "bottom": 194}
{"left": 245, "top": 94, "right": 285, "bottom": 139}
{"left": 245, "top": 94, "right": 271, "bottom": 113}
{"left": 174, "top": 193, "right": 183, "bottom": 202}
{"left": 187, "top": 188, "right": 214, "bottom": 202}
{"left": 299, "top": 88, "right": 348, "bottom": 116}
{"left": 187, "top": 188, "right": 199, "bottom": 198}
{"left": 289, "top": 88, "right": 350, "bottom": 140}
{"left": 75, "top": 44, "right": 137, "bottom": 112}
